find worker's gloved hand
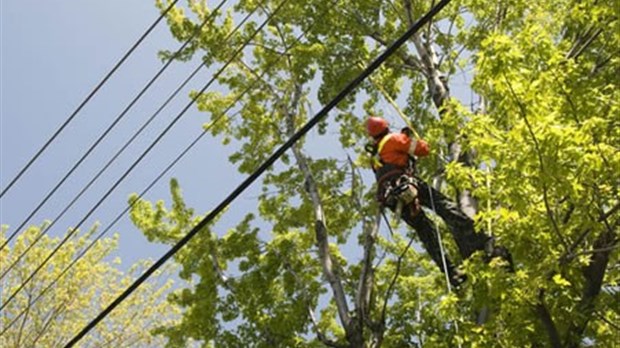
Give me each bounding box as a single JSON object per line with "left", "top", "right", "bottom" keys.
{"left": 364, "top": 143, "right": 377, "bottom": 155}
{"left": 401, "top": 127, "right": 413, "bottom": 137}
{"left": 414, "top": 139, "right": 430, "bottom": 157}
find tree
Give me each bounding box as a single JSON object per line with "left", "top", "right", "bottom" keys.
{"left": 133, "top": 0, "right": 618, "bottom": 346}
{"left": 0, "top": 224, "right": 179, "bottom": 347}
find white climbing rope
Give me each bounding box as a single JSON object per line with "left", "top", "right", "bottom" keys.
{"left": 427, "top": 183, "right": 463, "bottom": 348}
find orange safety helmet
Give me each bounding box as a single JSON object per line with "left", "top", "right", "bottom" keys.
{"left": 366, "top": 116, "right": 389, "bottom": 137}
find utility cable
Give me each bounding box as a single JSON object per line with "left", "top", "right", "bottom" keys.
{"left": 0, "top": 0, "right": 180, "bottom": 199}
{"left": 0, "top": 0, "right": 229, "bottom": 253}
{"left": 0, "top": 1, "right": 334, "bottom": 334}
{"left": 0, "top": 0, "right": 290, "bottom": 313}
{"left": 64, "top": 1, "right": 452, "bottom": 345}
{"left": 0, "top": 0, "right": 260, "bottom": 286}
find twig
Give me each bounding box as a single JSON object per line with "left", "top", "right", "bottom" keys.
{"left": 381, "top": 235, "right": 416, "bottom": 325}
{"left": 503, "top": 74, "right": 568, "bottom": 250}
{"left": 594, "top": 310, "right": 620, "bottom": 331}
{"left": 307, "top": 306, "right": 347, "bottom": 348}
{"left": 567, "top": 244, "right": 619, "bottom": 259}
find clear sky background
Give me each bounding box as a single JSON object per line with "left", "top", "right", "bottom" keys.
{"left": 0, "top": 0, "right": 260, "bottom": 268}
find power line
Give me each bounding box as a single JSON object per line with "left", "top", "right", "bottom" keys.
{"left": 64, "top": 0, "right": 452, "bottom": 345}
{"left": 0, "top": 0, "right": 289, "bottom": 313}
{"left": 0, "top": 0, "right": 229, "bottom": 253}
{"left": 0, "top": 0, "right": 259, "bottom": 286}
{"left": 0, "top": 0, "right": 180, "bottom": 199}
{"left": 0, "top": 2, "right": 333, "bottom": 336}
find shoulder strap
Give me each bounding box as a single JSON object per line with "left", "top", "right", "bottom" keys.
{"left": 377, "top": 133, "right": 392, "bottom": 153}
{"left": 372, "top": 134, "right": 393, "bottom": 169}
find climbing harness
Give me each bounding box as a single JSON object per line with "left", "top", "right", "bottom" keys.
{"left": 366, "top": 130, "right": 422, "bottom": 224}
{"left": 392, "top": 174, "right": 418, "bottom": 205}
{"left": 382, "top": 174, "right": 420, "bottom": 224}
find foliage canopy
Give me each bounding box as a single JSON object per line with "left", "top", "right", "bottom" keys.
{"left": 133, "top": 0, "right": 619, "bottom": 346}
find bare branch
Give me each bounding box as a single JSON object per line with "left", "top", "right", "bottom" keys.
{"left": 27, "top": 300, "right": 68, "bottom": 348}
{"left": 568, "top": 244, "right": 619, "bottom": 259}
{"left": 346, "top": 155, "right": 364, "bottom": 210}
{"left": 209, "top": 240, "right": 233, "bottom": 290}
{"left": 347, "top": 6, "right": 424, "bottom": 73}
{"left": 567, "top": 27, "right": 603, "bottom": 60}
{"left": 590, "top": 55, "right": 613, "bottom": 76}
{"left": 600, "top": 202, "right": 620, "bottom": 222}
{"left": 14, "top": 293, "right": 33, "bottom": 348}
{"left": 246, "top": 42, "right": 287, "bottom": 56}
{"left": 283, "top": 83, "right": 352, "bottom": 331}
{"left": 566, "top": 25, "right": 595, "bottom": 59}
{"left": 356, "top": 211, "right": 382, "bottom": 328}
{"left": 307, "top": 307, "right": 347, "bottom": 348}
{"left": 233, "top": 57, "right": 282, "bottom": 97}
{"left": 403, "top": 0, "right": 415, "bottom": 27}
{"left": 594, "top": 310, "right": 620, "bottom": 331}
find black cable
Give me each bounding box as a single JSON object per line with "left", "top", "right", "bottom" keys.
{"left": 0, "top": 0, "right": 260, "bottom": 285}
{"left": 0, "top": 0, "right": 290, "bottom": 313}
{"left": 0, "top": 0, "right": 229, "bottom": 253}
{"left": 0, "top": 0, "right": 180, "bottom": 199}
{"left": 0, "top": 2, "right": 331, "bottom": 335}
{"left": 64, "top": 1, "right": 452, "bottom": 345}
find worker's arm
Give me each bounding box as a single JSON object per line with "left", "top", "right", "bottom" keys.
{"left": 400, "top": 127, "right": 430, "bottom": 157}
{"left": 409, "top": 138, "right": 430, "bottom": 157}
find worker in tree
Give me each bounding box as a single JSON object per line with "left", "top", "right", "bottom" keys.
{"left": 365, "top": 116, "right": 512, "bottom": 288}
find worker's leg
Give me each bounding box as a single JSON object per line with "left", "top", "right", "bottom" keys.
{"left": 400, "top": 205, "right": 465, "bottom": 287}
{"left": 415, "top": 179, "right": 489, "bottom": 259}
{"left": 416, "top": 179, "right": 515, "bottom": 270}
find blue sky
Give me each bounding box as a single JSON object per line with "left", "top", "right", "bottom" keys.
{"left": 0, "top": 0, "right": 258, "bottom": 267}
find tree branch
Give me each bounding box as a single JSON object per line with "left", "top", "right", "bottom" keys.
{"left": 503, "top": 74, "right": 568, "bottom": 250}
{"left": 600, "top": 202, "right": 620, "bottom": 222}
{"left": 564, "top": 229, "right": 616, "bottom": 347}
{"left": 356, "top": 211, "right": 382, "bottom": 335}
{"left": 381, "top": 235, "right": 416, "bottom": 326}
{"left": 594, "top": 310, "right": 620, "bottom": 331}
{"left": 566, "top": 27, "right": 603, "bottom": 60}
{"left": 559, "top": 201, "right": 619, "bottom": 265}
{"left": 534, "top": 290, "right": 562, "bottom": 348}
{"left": 307, "top": 306, "right": 347, "bottom": 348}
{"left": 283, "top": 83, "right": 352, "bottom": 332}
{"left": 347, "top": 7, "right": 424, "bottom": 73}
{"left": 567, "top": 244, "right": 619, "bottom": 259}
{"left": 209, "top": 239, "right": 233, "bottom": 290}
{"left": 28, "top": 300, "right": 68, "bottom": 348}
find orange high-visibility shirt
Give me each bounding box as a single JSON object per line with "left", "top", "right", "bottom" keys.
{"left": 377, "top": 133, "right": 430, "bottom": 168}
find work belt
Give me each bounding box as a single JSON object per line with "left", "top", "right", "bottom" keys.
{"left": 376, "top": 167, "right": 420, "bottom": 217}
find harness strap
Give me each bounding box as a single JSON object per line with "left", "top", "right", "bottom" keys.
{"left": 377, "top": 169, "right": 406, "bottom": 187}
{"left": 371, "top": 133, "right": 394, "bottom": 169}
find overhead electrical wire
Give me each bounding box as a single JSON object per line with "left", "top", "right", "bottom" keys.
{"left": 0, "top": 0, "right": 290, "bottom": 314}
{"left": 0, "top": 1, "right": 337, "bottom": 335}
{"left": 0, "top": 1, "right": 337, "bottom": 334}
{"left": 0, "top": 0, "right": 180, "bottom": 199}
{"left": 0, "top": 0, "right": 229, "bottom": 253}
{"left": 64, "top": 0, "right": 452, "bottom": 345}
{"left": 0, "top": 0, "right": 260, "bottom": 287}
